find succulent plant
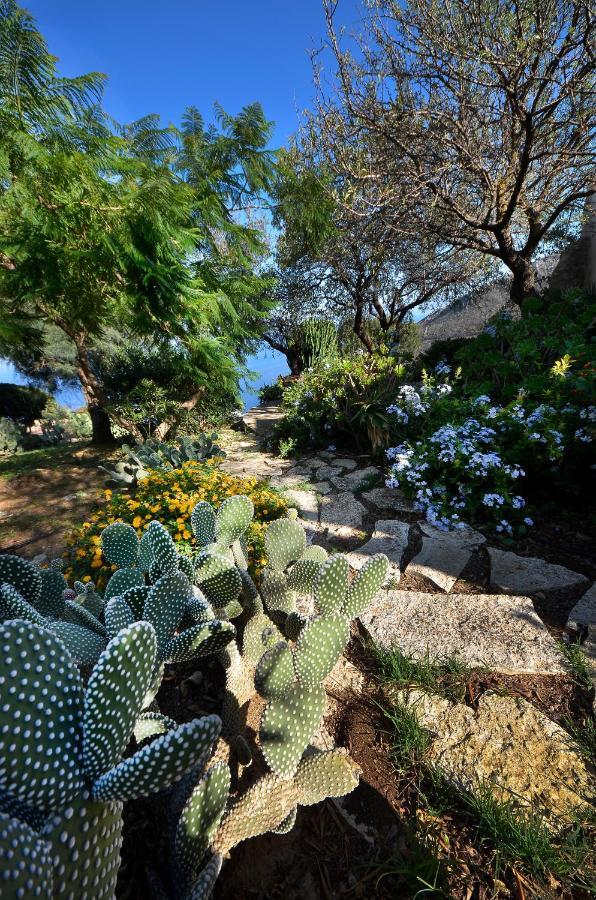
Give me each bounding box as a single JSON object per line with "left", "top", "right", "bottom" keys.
{"left": 0, "top": 619, "right": 221, "bottom": 897}
{"left": 99, "top": 433, "right": 225, "bottom": 487}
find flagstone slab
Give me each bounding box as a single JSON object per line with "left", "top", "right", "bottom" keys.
{"left": 407, "top": 525, "right": 485, "bottom": 592}
{"left": 566, "top": 583, "right": 596, "bottom": 676}
{"left": 347, "top": 520, "right": 410, "bottom": 583}
{"left": 283, "top": 490, "right": 319, "bottom": 523}
{"left": 488, "top": 548, "right": 589, "bottom": 597}
{"left": 394, "top": 689, "right": 593, "bottom": 826}
{"left": 360, "top": 591, "right": 568, "bottom": 674}
{"left": 319, "top": 491, "right": 366, "bottom": 547}
{"left": 361, "top": 487, "right": 414, "bottom": 514}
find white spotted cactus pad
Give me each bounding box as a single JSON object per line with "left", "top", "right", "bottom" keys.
{"left": 146, "top": 520, "right": 179, "bottom": 574}
{"left": 92, "top": 715, "right": 222, "bottom": 801}
{"left": 0, "top": 582, "right": 46, "bottom": 627}
{"left": 193, "top": 550, "right": 242, "bottom": 607}
{"left": 254, "top": 641, "right": 296, "bottom": 700}
{"left": 214, "top": 495, "right": 254, "bottom": 546}
{"left": 186, "top": 854, "right": 224, "bottom": 900}
{"left": 259, "top": 683, "right": 326, "bottom": 777}
{"left": 38, "top": 567, "right": 67, "bottom": 618}
{"left": 175, "top": 762, "right": 231, "bottom": 883}
{"left": 51, "top": 621, "right": 106, "bottom": 667}
{"left": 287, "top": 557, "right": 322, "bottom": 594}
{"left": 264, "top": 518, "right": 307, "bottom": 572}
{"left": 133, "top": 711, "right": 177, "bottom": 745}
{"left": 143, "top": 571, "right": 192, "bottom": 656}
{"left": 191, "top": 500, "right": 216, "bottom": 546}
{"left": 294, "top": 615, "right": 349, "bottom": 689}
{"left": 0, "top": 620, "right": 84, "bottom": 810}
{"left": 120, "top": 584, "right": 149, "bottom": 619}
{"left": 314, "top": 555, "right": 349, "bottom": 615}
{"left": 63, "top": 599, "right": 106, "bottom": 638}
{"left": 292, "top": 748, "right": 360, "bottom": 805}
{"left": 343, "top": 553, "right": 389, "bottom": 618}
{"left": 104, "top": 596, "right": 135, "bottom": 641}
{"left": 0, "top": 553, "right": 42, "bottom": 605}
{"left": 82, "top": 622, "right": 157, "bottom": 782}
{"left": 104, "top": 567, "right": 145, "bottom": 602}
{"left": 162, "top": 619, "right": 235, "bottom": 664}
{"left": 101, "top": 522, "right": 139, "bottom": 567}
{"left": 40, "top": 792, "right": 124, "bottom": 900}
{"left": 0, "top": 811, "right": 53, "bottom": 897}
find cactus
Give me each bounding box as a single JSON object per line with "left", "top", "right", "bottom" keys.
{"left": 0, "top": 619, "right": 221, "bottom": 897}
{"left": 99, "top": 433, "right": 225, "bottom": 487}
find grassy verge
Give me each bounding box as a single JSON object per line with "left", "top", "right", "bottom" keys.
{"left": 373, "top": 644, "right": 482, "bottom": 702}
{"left": 377, "top": 687, "right": 596, "bottom": 896}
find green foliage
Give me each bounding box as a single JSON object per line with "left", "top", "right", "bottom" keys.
{"left": 0, "top": 382, "right": 49, "bottom": 426}
{"left": 258, "top": 380, "right": 285, "bottom": 404}
{"left": 0, "top": 415, "right": 22, "bottom": 454}
{"left": 273, "top": 354, "right": 405, "bottom": 453}
{"left": 99, "top": 433, "right": 225, "bottom": 487}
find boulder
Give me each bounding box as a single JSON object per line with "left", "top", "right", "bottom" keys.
{"left": 488, "top": 548, "right": 589, "bottom": 597}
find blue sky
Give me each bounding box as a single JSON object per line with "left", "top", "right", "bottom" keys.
{"left": 6, "top": 1, "right": 364, "bottom": 408}
{"left": 25, "top": 0, "right": 362, "bottom": 147}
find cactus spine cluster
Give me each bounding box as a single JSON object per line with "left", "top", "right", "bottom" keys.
{"left": 0, "top": 491, "right": 388, "bottom": 899}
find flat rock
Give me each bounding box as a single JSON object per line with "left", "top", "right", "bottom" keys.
{"left": 319, "top": 491, "right": 366, "bottom": 547}
{"left": 360, "top": 591, "right": 567, "bottom": 674}
{"left": 567, "top": 583, "right": 596, "bottom": 676}
{"left": 311, "top": 481, "right": 333, "bottom": 495}
{"left": 283, "top": 489, "right": 319, "bottom": 523}
{"left": 347, "top": 519, "right": 410, "bottom": 583}
{"left": 283, "top": 464, "right": 313, "bottom": 478}
{"left": 407, "top": 526, "right": 484, "bottom": 592}
{"left": 343, "top": 466, "right": 382, "bottom": 490}
{"left": 489, "top": 548, "right": 589, "bottom": 597}
{"left": 331, "top": 457, "right": 358, "bottom": 472}
{"left": 315, "top": 465, "right": 346, "bottom": 481}
{"left": 361, "top": 487, "right": 414, "bottom": 514}
{"left": 268, "top": 474, "right": 310, "bottom": 490}
{"left": 396, "top": 690, "right": 594, "bottom": 825}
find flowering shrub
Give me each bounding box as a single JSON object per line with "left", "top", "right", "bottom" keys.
{"left": 386, "top": 393, "right": 594, "bottom": 534}
{"left": 272, "top": 355, "right": 404, "bottom": 453}
{"left": 65, "top": 461, "right": 287, "bottom": 586}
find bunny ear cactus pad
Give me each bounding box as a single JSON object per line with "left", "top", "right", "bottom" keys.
{"left": 138, "top": 529, "right": 154, "bottom": 573}
{"left": 293, "top": 748, "right": 360, "bottom": 805}
{"left": 0, "top": 553, "right": 41, "bottom": 605}
{"left": 92, "top": 715, "right": 222, "bottom": 802}
{"left": 144, "top": 571, "right": 191, "bottom": 654}
{"left": 175, "top": 762, "right": 231, "bottom": 882}
{"left": 104, "top": 567, "right": 145, "bottom": 602}
{"left": 287, "top": 558, "right": 322, "bottom": 594}
{"left": 0, "top": 582, "right": 47, "bottom": 626}
{"left": 64, "top": 599, "right": 107, "bottom": 637}
{"left": 0, "top": 812, "right": 53, "bottom": 897}
{"left": 82, "top": 621, "right": 157, "bottom": 782}
{"left": 38, "top": 567, "right": 67, "bottom": 618}
{"left": 191, "top": 501, "right": 216, "bottom": 546}
{"left": 294, "top": 615, "right": 349, "bottom": 689}
{"left": 314, "top": 555, "right": 349, "bottom": 615}
{"left": 51, "top": 621, "right": 106, "bottom": 667}
{"left": 343, "top": 553, "right": 388, "bottom": 619}
{"left": 104, "top": 596, "right": 136, "bottom": 641}
{"left": 254, "top": 641, "right": 295, "bottom": 700}
{"left": 147, "top": 520, "right": 179, "bottom": 574}
{"left": 301, "top": 545, "right": 328, "bottom": 563}
{"left": 259, "top": 684, "right": 326, "bottom": 777}
{"left": 133, "top": 711, "right": 177, "bottom": 745}
{"left": 162, "top": 619, "right": 236, "bottom": 665}
{"left": 272, "top": 806, "right": 297, "bottom": 835}
{"left": 101, "top": 522, "right": 139, "bottom": 568}
{"left": 177, "top": 553, "right": 194, "bottom": 582}
{"left": 120, "top": 584, "right": 149, "bottom": 620}
{"left": 194, "top": 551, "right": 242, "bottom": 607}
{"left": 215, "top": 495, "right": 254, "bottom": 546}
{"left": 40, "top": 792, "right": 123, "bottom": 900}
{"left": 265, "top": 518, "right": 306, "bottom": 572}
{"left": 0, "top": 620, "right": 84, "bottom": 809}
{"left": 187, "top": 854, "right": 224, "bottom": 900}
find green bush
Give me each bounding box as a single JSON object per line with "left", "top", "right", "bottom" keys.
{"left": 0, "top": 416, "right": 22, "bottom": 454}
{"left": 258, "top": 379, "right": 285, "bottom": 404}
{"left": 272, "top": 355, "right": 405, "bottom": 453}
{"left": 0, "top": 382, "right": 50, "bottom": 427}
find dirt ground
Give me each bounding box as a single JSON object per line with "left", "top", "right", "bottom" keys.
{"left": 0, "top": 443, "right": 111, "bottom": 560}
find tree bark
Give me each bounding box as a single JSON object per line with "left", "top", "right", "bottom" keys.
{"left": 72, "top": 333, "right": 116, "bottom": 445}
{"left": 509, "top": 257, "right": 538, "bottom": 305}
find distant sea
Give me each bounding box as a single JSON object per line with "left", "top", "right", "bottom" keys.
{"left": 0, "top": 348, "right": 288, "bottom": 414}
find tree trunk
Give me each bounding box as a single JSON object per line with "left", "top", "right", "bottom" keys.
{"left": 353, "top": 301, "right": 374, "bottom": 353}
{"left": 508, "top": 257, "right": 538, "bottom": 306}
{"left": 73, "top": 334, "right": 116, "bottom": 445}
{"left": 286, "top": 350, "right": 303, "bottom": 377}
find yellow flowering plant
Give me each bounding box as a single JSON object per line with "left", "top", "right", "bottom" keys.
{"left": 65, "top": 461, "right": 287, "bottom": 588}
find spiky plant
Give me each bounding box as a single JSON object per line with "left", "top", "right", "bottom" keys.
{"left": 0, "top": 619, "right": 221, "bottom": 898}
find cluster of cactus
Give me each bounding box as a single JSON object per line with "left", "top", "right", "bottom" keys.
{"left": 0, "top": 492, "right": 388, "bottom": 898}
{"left": 100, "top": 433, "right": 225, "bottom": 487}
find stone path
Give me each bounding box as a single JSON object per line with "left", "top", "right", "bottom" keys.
{"left": 221, "top": 404, "right": 596, "bottom": 826}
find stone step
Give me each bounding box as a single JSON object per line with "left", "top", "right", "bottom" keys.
{"left": 347, "top": 519, "right": 410, "bottom": 584}
{"left": 360, "top": 591, "right": 568, "bottom": 674}
{"left": 406, "top": 523, "right": 485, "bottom": 592}
{"left": 393, "top": 689, "right": 593, "bottom": 827}
{"left": 488, "top": 547, "right": 589, "bottom": 597}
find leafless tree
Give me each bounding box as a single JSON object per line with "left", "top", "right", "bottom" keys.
{"left": 319, "top": 0, "right": 595, "bottom": 304}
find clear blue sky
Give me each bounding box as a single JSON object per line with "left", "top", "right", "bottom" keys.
{"left": 25, "top": 0, "right": 363, "bottom": 147}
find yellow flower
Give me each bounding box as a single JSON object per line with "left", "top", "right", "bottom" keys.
{"left": 132, "top": 516, "right": 143, "bottom": 529}
{"left": 91, "top": 559, "right": 102, "bottom": 569}
{"left": 82, "top": 575, "right": 91, "bottom": 583}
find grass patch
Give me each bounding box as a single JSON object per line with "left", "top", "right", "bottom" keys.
{"left": 374, "top": 644, "right": 479, "bottom": 701}
{"left": 380, "top": 676, "right": 596, "bottom": 894}
{"left": 558, "top": 639, "right": 594, "bottom": 690}
{"left": 0, "top": 442, "right": 97, "bottom": 480}
{"left": 566, "top": 715, "right": 596, "bottom": 767}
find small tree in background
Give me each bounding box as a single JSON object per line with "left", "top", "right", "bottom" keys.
{"left": 321, "top": 0, "right": 595, "bottom": 304}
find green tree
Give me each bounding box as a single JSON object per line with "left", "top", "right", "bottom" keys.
{"left": 0, "top": 1, "right": 276, "bottom": 442}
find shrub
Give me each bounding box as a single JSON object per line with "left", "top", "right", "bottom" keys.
{"left": 66, "top": 461, "right": 288, "bottom": 587}
{"left": 0, "top": 382, "right": 49, "bottom": 427}
{"left": 273, "top": 355, "right": 405, "bottom": 453}
{"left": 99, "top": 433, "right": 224, "bottom": 486}
{"left": 0, "top": 416, "right": 22, "bottom": 454}
{"left": 258, "top": 379, "right": 285, "bottom": 404}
